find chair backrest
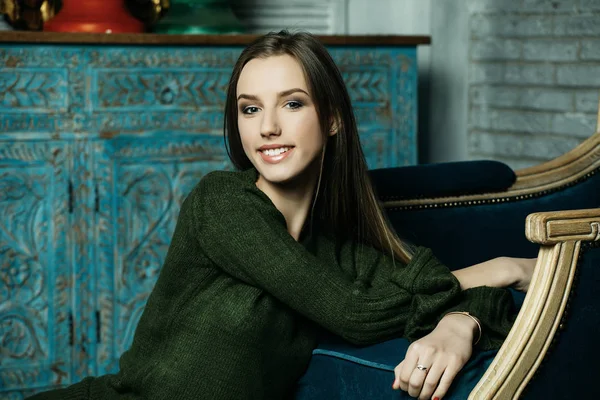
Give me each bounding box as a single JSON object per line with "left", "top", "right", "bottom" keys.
{"left": 380, "top": 164, "right": 600, "bottom": 269}
{"left": 374, "top": 96, "right": 600, "bottom": 272}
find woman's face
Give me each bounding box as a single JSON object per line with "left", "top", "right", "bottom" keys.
{"left": 236, "top": 54, "right": 328, "bottom": 187}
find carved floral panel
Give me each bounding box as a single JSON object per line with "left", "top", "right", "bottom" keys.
{"left": 0, "top": 139, "right": 73, "bottom": 397}
{"left": 89, "top": 134, "right": 232, "bottom": 375}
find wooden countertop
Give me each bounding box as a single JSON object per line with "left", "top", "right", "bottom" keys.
{"left": 0, "top": 31, "right": 431, "bottom": 46}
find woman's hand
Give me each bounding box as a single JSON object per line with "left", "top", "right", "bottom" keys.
{"left": 392, "top": 314, "right": 477, "bottom": 400}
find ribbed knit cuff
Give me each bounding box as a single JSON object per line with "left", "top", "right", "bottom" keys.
{"left": 391, "top": 247, "right": 457, "bottom": 295}
{"left": 395, "top": 247, "right": 465, "bottom": 342}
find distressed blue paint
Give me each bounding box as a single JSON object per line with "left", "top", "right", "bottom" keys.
{"left": 330, "top": 46, "right": 418, "bottom": 167}
{"left": 90, "top": 68, "right": 231, "bottom": 112}
{"left": 0, "top": 68, "right": 68, "bottom": 113}
{"left": 0, "top": 44, "right": 417, "bottom": 167}
{"left": 0, "top": 41, "right": 420, "bottom": 396}
{"left": 69, "top": 139, "right": 97, "bottom": 383}
{"left": 91, "top": 134, "right": 232, "bottom": 376}
{"left": 0, "top": 139, "right": 72, "bottom": 394}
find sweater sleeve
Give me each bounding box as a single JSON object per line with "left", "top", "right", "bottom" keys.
{"left": 189, "top": 171, "right": 515, "bottom": 347}
{"left": 329, "top": 236, "right": 516, "bottom": 351}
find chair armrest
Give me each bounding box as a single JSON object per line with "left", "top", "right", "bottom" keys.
{"left": 469, "top": 208, "right": 600, "bottom": 399}
{"left": 526, "top": 208, "right": 600, "bottom": 244}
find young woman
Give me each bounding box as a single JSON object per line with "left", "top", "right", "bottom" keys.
{"left": 29, "top": 31, "right": 535, "bottom": 400}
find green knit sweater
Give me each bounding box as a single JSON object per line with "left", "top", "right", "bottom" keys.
{"left": 28, "top": 168, "right": 515, "bottom": 400}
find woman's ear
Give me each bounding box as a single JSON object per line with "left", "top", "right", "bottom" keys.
{"left": 329, "top": 115, "right": 341, "bottom": 136}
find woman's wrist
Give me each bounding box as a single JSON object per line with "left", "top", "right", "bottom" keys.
{"left": 438, "top": 312, "right": 481, "bottom": 345}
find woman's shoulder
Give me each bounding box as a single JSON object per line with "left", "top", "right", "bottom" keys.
{"left": 182, "top": 168, "right": 274, "bottom": 221}
{"left": 182, "top": 167, "right": 286, "bottom": 234}
{"left": 188, "top": 168, "right": 258, "bottom": 199}
{"left": 201, "top": 168, "right": 257, "bottom": 189}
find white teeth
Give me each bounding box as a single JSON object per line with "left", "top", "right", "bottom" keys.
{"left": 262, "top": 147, "right": 291, "bottom": 156}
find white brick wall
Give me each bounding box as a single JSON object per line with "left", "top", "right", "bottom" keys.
{"left": 468, "top": 0, "right": 600, "bottom": 168}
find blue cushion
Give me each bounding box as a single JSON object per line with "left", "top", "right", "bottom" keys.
{"left": 295, "top": 333, "right": 496, "bottom": 399}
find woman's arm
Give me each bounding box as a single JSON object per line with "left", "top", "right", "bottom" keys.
{"left": 451, "top": 256, "right": 537, "bottom": 292}
{"left": 189, "top": 171, "right": 515, "bottom": 347}
{"left": 189, "top": 171, "right": 452, "bottom": 345}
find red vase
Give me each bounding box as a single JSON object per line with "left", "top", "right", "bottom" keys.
{"left": 44, "top": 0, "right": 144, "bottom": 33}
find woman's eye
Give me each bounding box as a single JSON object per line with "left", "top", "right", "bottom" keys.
{"left": 285, "top": 101, "right": 303, "bottom": 110}
{"left": 242, "top": 106, "right": 260, "bottom": 114}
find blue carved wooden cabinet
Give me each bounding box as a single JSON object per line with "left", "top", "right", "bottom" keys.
{"left": 0, "top": 32, "right": 428, "bottom": 398}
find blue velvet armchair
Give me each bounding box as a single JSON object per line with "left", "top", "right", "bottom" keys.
{"left": 295, "top": 106, "right": 600, "bottom": 399}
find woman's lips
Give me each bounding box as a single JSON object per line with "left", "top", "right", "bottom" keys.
{"left": 258, "top": 147, "right": 294, "bottom": 164}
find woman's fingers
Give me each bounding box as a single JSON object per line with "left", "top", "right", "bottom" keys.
{"left": 417, "top": 361, "right": 445, "bottom": 400}
{"left": 396, "top": 347, "right": 419, "bottom": 391}
{"left": 407, "top": 347, "right": 434, "bottom": 397}
{"left": 431, "top": 358, "right": 462, "bottom": 400}
{"left": 408, "top": 364, "right": 430, "bottom": 398}
{"left": 392, "top": 360, "right": 404, "bottom": 390}
{"left": 394, "top": 355, "right": 461, "bottom": 400}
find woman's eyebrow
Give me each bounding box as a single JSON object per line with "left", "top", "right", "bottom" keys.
{"left": 278, "top": 88, "right": 309, "bottom": 97}
{"left": 237, "top": 93, "right": 259, "bottom": 101}
{"left": 237, "top": 88, "right": 309, "bottom": 101}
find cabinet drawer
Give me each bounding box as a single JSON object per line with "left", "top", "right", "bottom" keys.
{"left": 0, "top": 46, "right": 80, "bottom": 133}
{"left": 84, "top": 47, "right": 242, "bottom": 132}
{"left": 0, "top": 67, "right": 68, "bottom": 113}
{"left": 88, "top": 68, "right": 232, "bottom": 112}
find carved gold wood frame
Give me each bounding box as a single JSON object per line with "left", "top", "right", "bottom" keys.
{"left": 382, "top": 101, "right": 600, "bottom": 399}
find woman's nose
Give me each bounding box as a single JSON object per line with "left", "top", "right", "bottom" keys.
{"left": 260, "top": 111, "right": 280, "bottom": 138}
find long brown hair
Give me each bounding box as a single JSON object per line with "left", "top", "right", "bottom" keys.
{"left": 224, "top": 30, "right": 412, "bottom": 264}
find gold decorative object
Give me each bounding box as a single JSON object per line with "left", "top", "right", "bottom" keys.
{"left": 0, "top": 0, "right": 170, "bottom": 31}
{"left": 0, "top": 0, "right": 60, "bottom": 31}
{"left": 125, "top": 0, "right": 170, "bottom": 26}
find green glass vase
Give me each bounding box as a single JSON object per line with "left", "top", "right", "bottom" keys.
{"left": 153, "top": 0, "right": 244, "bottom": 34}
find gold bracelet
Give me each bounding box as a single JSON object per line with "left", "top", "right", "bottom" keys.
{"left": 444, "top": 311, "right": 482, "bottom": 346}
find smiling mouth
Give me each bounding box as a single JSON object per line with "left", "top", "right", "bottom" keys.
{"left": 258, "top": 146, "right": 294, "bottom": 164}
{"left": 259, "top": 146, "right": 293, "bottom": 156}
